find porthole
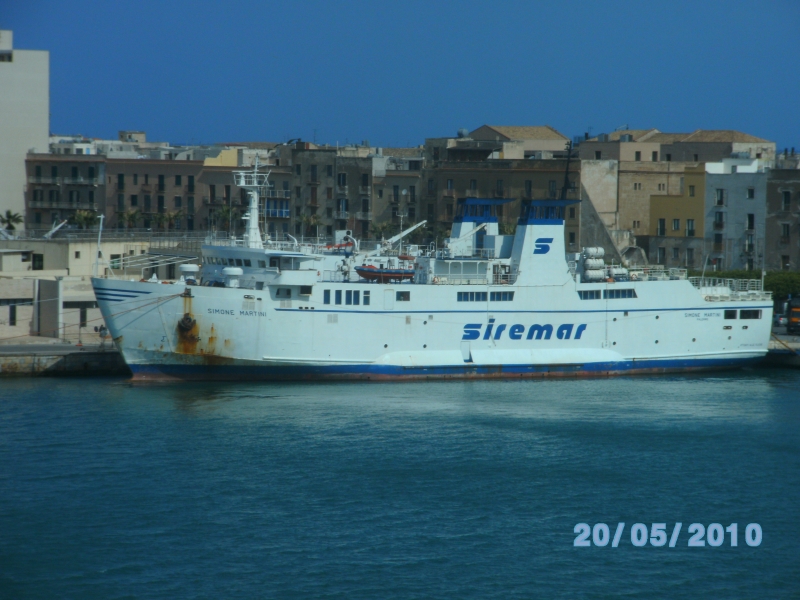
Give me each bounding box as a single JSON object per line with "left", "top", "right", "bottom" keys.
{"left": 692, "top": 338, "right": 696, "bottom": 342}
{"left": 655, "top": 340, "right": 659, "bottom": 344}
{"left": 384, "top": 344, "right": 388, "bottom": 348}
{"left": 423, "top": 344, "right": 427, "bottom": 348}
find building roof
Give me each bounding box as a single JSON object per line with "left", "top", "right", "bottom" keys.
{"left": 643, "top": 132, "right": 691, "bottom": 143}
{"left": 381, "top": 147, "right": 424, "bottom": 158}
{"left": 473, "top": 125, "right": 568, "bottom": 141}
{"left": 217, "top": 142, "right": 279, "bottom": 149}
{"left": 680, "top": 129, "right": 771, "bottom": 143}
{"left": 588, "top": 129, "right": 657, "bottom": 142}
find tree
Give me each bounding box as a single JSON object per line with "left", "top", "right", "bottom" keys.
{"left": 165, "top": 210, "right": 184, "bottom": 230}
{"left": 72, "top": 210, "right": 98, "bottom": 229}
{"left": 151, "top": 212, "right": 167, "bottom": 232}
{"left": 123, "top": 209, "right": 141, "bottom": 229}
{"left": 371, "top": 221, "right": 392, "bottom": 241}
{"left": 213, "top": 205, "right": 238, "bottom": 233}
{"left": 0, "top": 210, "right": 23, "bottom": 231}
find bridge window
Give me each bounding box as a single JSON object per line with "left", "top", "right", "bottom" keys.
{"left": 243, "top": 259, "right": 251, "bottom": 267}
{"left": 324, "top": 290, "right": 330, "bottom": 305}
{"left": 489, "top": 291, "right": 514, "bottom": 301}
{"left": 603, "top": 289, "right": 637, "bottom": 299}
{"left": 740, "top": 309, "right": 761, "bottom": 319}
{"left": 258, "top": 260, "right": 266, "bottom": 268}
{"left": 345, "top": 290, "right": 359, "bottom": 305}
{"left": 724, "top": 310, "right": 737, "bottom": 319}
{"left": 363, "top": 291, "right": 370, "bottom": 305}
{"left": 578, "top": 290, "right": 601, "bottom": 300}
{"left": 396, "top": 291, "right": 410, "bottom": 302}
{"left": 457, "top": 291, "right": 487, "bottom": 302}
{"left": 335, "top": 290, "right": 342, "bottom": 305}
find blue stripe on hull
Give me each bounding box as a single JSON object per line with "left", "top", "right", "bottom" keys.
{"left": 127, "top": 356, "right": 764, "bottom": 382}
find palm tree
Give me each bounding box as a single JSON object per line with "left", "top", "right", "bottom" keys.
{"left": 165, "top": 210, "right": 184, "bottom": 230}
{"left": 0, "top": 210, "right": 23, "bottom": 231}
{"left": 213, "top": 205, "right": 238, "bottom": 233}
{"left": 152, "top": 212, "right": 167, "bottom": 232}
{"left": 371, "top": 221, "right": 391, "bottom": 242}
{"left": 72, "top": 210, "right": 98, "bottom": 229}
{"left": 124, "top": 209, "right": 141, "bottom": 229}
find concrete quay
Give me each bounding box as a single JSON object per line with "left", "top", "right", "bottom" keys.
{"left": 0, "top": 339, "right": 130, "bottom": 377}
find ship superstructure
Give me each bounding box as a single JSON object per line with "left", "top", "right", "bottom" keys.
{"left": 92, "top": 163, "right": 773, "bottom": 381}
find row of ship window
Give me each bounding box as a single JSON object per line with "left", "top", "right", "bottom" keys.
{"left": 324, "top": 290, "right": 373, "bottom": 305}
{"left": 204, "top": 256, "right": 271, "bottom": 268}
{"left": 725, "top": 309, "right": 762, "bottom": 319}
{"left": 578, "top": 289, "right": 638, "bottom": 300}
{"left": 457, "top": 291, "right": 515, "bottom": 302}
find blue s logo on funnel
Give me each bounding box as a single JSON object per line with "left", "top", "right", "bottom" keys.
{"left": 533, "top": 238, "right": 553, "bottom": 254}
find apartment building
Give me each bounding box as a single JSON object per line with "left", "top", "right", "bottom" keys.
{"left": 765, "top": 169, "right": 800, "bottom": 271}
{"left": 0, "top": 30, "right": 49, "bottom": 220}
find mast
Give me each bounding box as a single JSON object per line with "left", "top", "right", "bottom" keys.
{"left": 233, "top": 156, "right": 269, "bottom": 249}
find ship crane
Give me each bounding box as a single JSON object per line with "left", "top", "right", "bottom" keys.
{"left": 365, "top": 220, "right": 427, "bottom": 258}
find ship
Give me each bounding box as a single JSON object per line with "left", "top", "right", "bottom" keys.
{"left": 92, "top": 161, "right": 774, "bottom": 381}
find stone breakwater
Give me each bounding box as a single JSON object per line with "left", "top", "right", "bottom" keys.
{"left": 0, "top": 344, "right": 130, "bottom": 377}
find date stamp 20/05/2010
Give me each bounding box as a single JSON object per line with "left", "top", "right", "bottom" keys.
{"left": 573, "top": 523, "right": 762, "bottom": 548}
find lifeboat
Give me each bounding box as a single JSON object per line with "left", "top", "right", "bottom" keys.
{"left": 355, "top": 264, "right": 415, "bottom": 283}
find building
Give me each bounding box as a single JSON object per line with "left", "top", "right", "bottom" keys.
{"left": 765, "top": 169, "right": 800, "bottom": 271}
{"left": 0, "top": 30, "right": 49, "bottom": 223}
{"left": 704, "top": 160, "right": 768, "bottom": 271}
{"left": 469, "top": 125, "right": 570, "bottom": 157}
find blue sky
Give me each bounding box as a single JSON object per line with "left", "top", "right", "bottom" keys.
{"left": 5, "top": 0, "right": 800, "bottom": 149}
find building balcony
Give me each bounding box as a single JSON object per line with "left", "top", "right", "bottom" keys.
{"left": 29, "top": 199, "right": 98, "bottom": 210}
{"left": 443, "top": 189, "right": 456, "bottom": 197}
{"left": 334, "top": 210, "right": 349, "bottom": 219}
{"left": 686, "top": 229, "right": 696, "bottom": 237}
{"left": 656, "top": 228, "right": 666, "bottom": 236}
{"left": 355, "top": 211, "right": 373, "bottom": 221}
{"left": 265, "top": 209, "right": 290, "bottom": 218}
{"left": 336, "top": 185, "right": 348, "bottom": 194}
{"left": 62, "top": 177, "right": 99, "bottom": 186}
{"left": 713, "top": 243, "right": 724, "bottom": 252}
{"left": 359, "top": 185, "right": 371, "bottom": 194}
{"left": 263, "top": 189, "right": 291, "bottom": 199}
{"left": 744, "top": 244, "right": 755, "bottom": 253}
{"left": 713, "top": 221, "right": 725, "bottom": 230}
{"left": 27, "top": 176, "right": 60, "bottom": 185}
{"left": 779, "top": 236, "right": 790, "bottom": 245}
{"left": 308, "top": 177, "right": 320, "bottom": 185}
{"left": 465, "top": 189, "right": 479, "bottom": 198}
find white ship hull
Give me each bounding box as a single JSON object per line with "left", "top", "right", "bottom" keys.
{"left": 92, "top": 277, "right": 772, "bottom": 382}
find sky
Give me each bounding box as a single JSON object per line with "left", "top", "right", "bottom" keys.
{"left": 4, "top": 0, "right": 800, "bottom": 150}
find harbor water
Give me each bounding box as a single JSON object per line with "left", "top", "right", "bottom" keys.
{"left": 1, "top": 371, "right": 799, "bottom": 598}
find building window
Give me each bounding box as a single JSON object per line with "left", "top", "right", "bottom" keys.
{"left": 689, "top": 185, "right": 695, "bottom": 197}
{"left": 672, "top": 218, "right": 680, "bottom": 231}
{"left": 633, "top": 182, "right": 642, "bottom": 190}
{"left": 157, "top": 196, "right": 165, "bottom": 213}
{"left": 446, "top": 204, "right": 453, "bottom": 218}
{"left": 693, "top": 154, "right": 699, "bottom": 161}
{"left": 632, "top": 220, "right": 640, "bottom": 229}
{"left": 747, "top": 213, "right": 755, "bottom": 230}
{"left": 337, "top": 173, "right": 346, "bottom": 186}
{"left": 117, "top": 194, "right": 124, "bottom": 212}
{"left": 393, "top": 185, "right": 400, "bottom": 201}
{"left": 781, "top": 223, "right": 790, "bottom": 239}
{"left": 715, "top": 189, "right": 725, "bottom": 206}
{"left": 569, "top": 207, "right": 575, "bottom": 219}
{"left": 595, "top": 151, "right": 601, "bottom": 160}
{"left": 635, "top": 151, "right": 641, "bottom": 161}
{"left": 326, "top": 165, "right": 333, "bottom": 177}
{"left": 361, "top": 173, "right": 368, "bottom": 187}
{"left": 524, "top": 180, "right": 532, "bottom": 198}
{"left": 666, "top": 154, "right": 672, "bottom": 162}
{"left": 687, "top": 219, "right": 695, "bottom": 237}
{"left": 657, "top": 247, "right": 665, "bottom": 264}
{"left": 295, "top": 164, "right": 301, "bottom": 176}
{"left": 470, "top": 179, "right": 477, "bottom": 190}
{"left": 446, "top": 179, "right": 454, "bottom": 190}
{"left": 569, "top": 232, "right": 575, "bottom": 245}
{"left": 32, "top": 254, "right": 44, "bottom": 270}
{"left": 117, "top": 173, "right": 124, "bottom": 190}
{"left": 686, "top": 248, "right": 694, "bottom": 262}
{"left": 188, "top": 175, "right": 194, "bottom": 192}
{"left": 782, "top": 191, "right": 791, "bottom": 211}
{"left": 327, "top": 187, "right": 333, "bottom": 199}
{"left": 657, "top": 218, "right": 666, "bottom": 236}
{"left": 428, "top": 178, "right": 434, "bottom": 193}
{"left": 782, "top": 255, "right": 790, "bottom": 270}
{"left": 652, "top": 151, "right": 658, "bottom": 161}
{"left": 174, "top": 196, "right": 182, "bottom": 208}
{"left": 746, "top": 187, "right": 754, "bottom": 199}
{"left": 175, "top": 175, "right": 181, "bottom": 186}
{"left": 158, "top": 175, "right": 165, "bottom": 192}
{"left": 130, "top": 194, "right": 138, "bottom": 207}
{"left": 548, "top": 180, "right": 557, "bottom": 197}
{"left": 672, "top": 247, "right": 679, "bottom": 260}
{"left": 409, "top": 185, "right": 415, "bottom": 202}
